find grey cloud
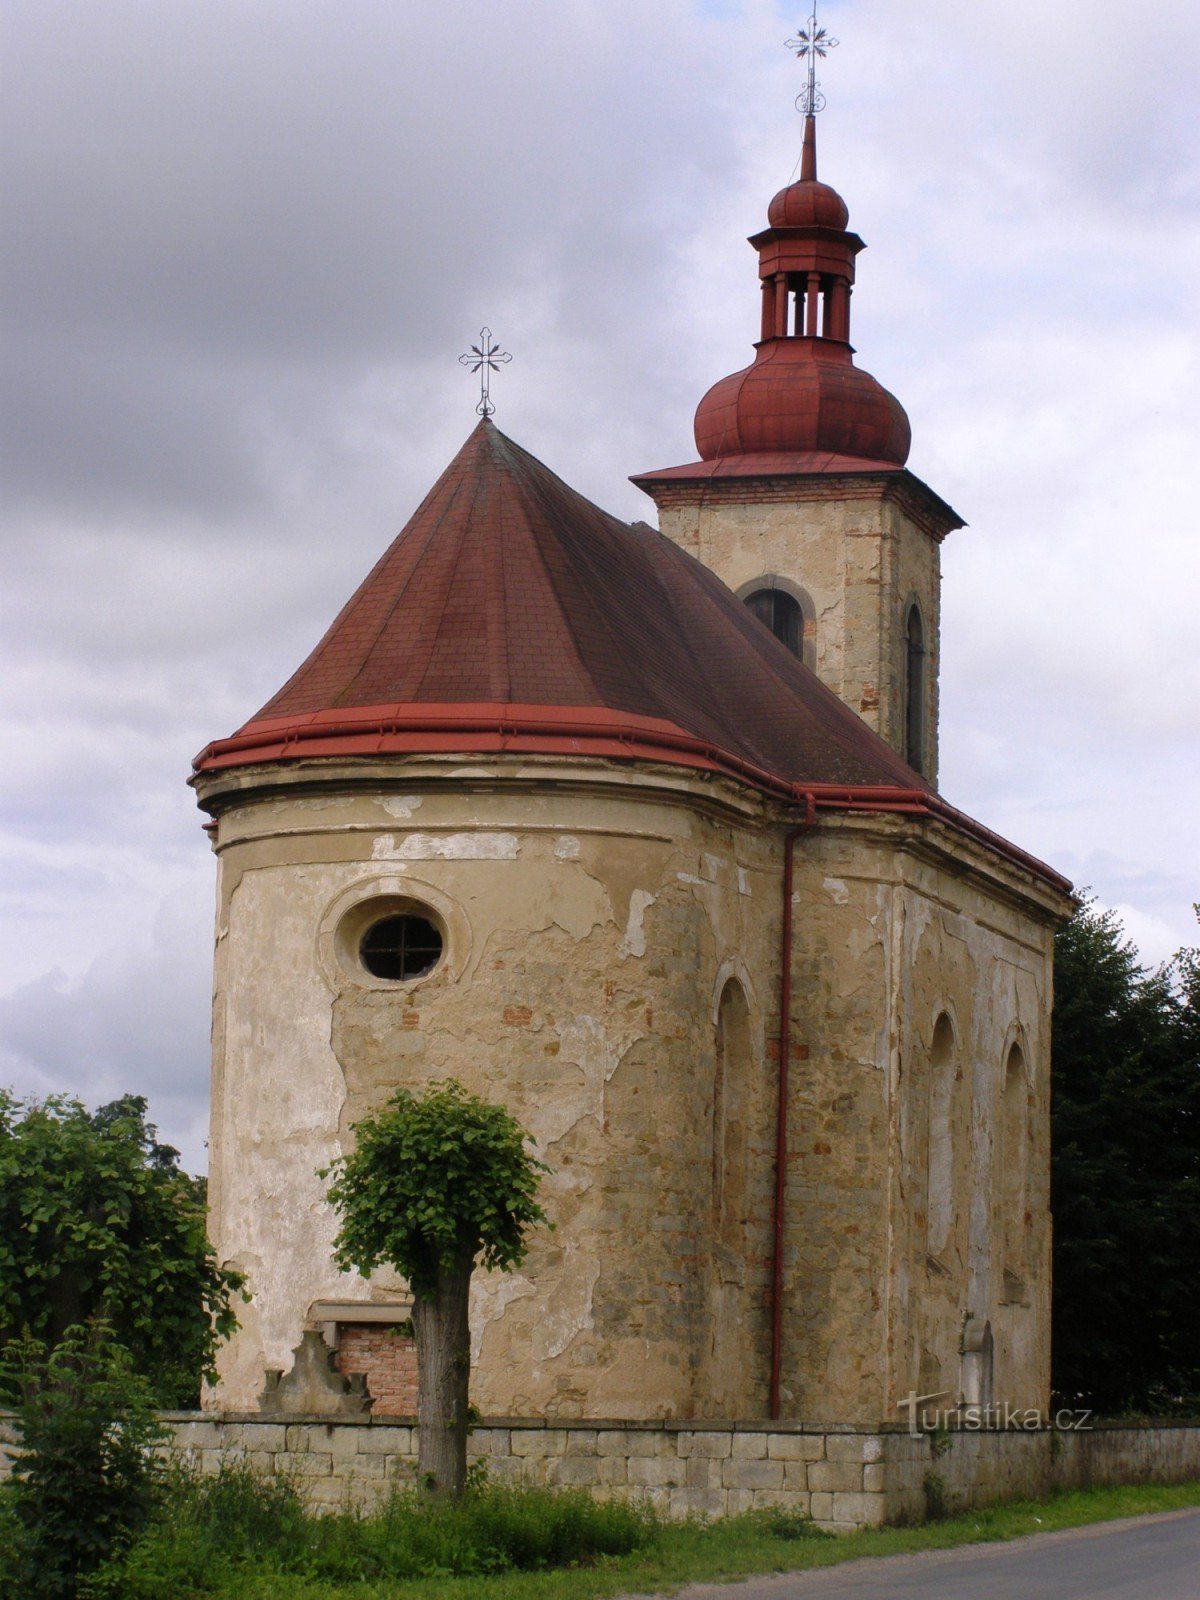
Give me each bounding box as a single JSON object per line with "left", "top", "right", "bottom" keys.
{"left": 2, "top": 0, "right": 1198, "bottom": 1168}
{"left": 0, "top": 882, "right": 212, "bottom": 1172}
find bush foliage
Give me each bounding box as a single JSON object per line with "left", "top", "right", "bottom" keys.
{"left": 323, "top": 1079, "right": 549, "bottom": 1294}
{"left": 102, "top": 1462, "right": 658, "bottom": 1595}
{"left": 0, "top": 1092, "right": 244, "bottom": 1406}
{"left": 0, "top": 1323, "right": 167, "bottom": 1600}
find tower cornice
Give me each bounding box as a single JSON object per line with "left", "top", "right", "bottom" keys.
{"left": 632, "top": 463, "right": 965, "bottom": 544}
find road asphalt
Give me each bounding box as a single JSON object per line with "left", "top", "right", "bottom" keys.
{"left": 623, "top": 1508, "right": 1200, "bottom": 1600}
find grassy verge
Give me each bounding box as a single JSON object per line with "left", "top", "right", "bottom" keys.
{"left": 7, "top": 1471, "right": 1199, "bottom": 1600}
{"left": 250, "top": 1482, "right": 1200, "bottom": 1600}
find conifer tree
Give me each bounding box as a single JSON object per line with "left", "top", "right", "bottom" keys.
{"left": 1052, "top": 900, "right": 1200, "bottom": 1411}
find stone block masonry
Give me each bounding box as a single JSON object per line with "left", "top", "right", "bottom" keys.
{"left": 4, "top": 1415, "right": 1193, "bottom": 1532}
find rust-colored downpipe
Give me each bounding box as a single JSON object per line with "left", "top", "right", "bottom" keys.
{"left": 769, "top": 790, "right": 816, "bottom": 1420}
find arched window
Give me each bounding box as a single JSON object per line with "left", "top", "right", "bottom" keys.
{"left": 905, "top": 602, "right": 926, "bottom": 773}
{"left": 712, "top": 980, "right": 751, "bottom": 1244}
{"left": 745, "top": 587, "right": 803, "bottom": 657}
{"left": 926, "top": 1014, "right": 956, "bottom": 1260}
{"left": 1000, "top": 1042, "right": 1029, "bottom": 1298}
{"left": 961, "top": 1317, "right": 994, "bottom": 1408}
{"left": 705, "top": 977, "right": 758, "bottom": 1415}
{"left": 737, "top": 577, "right": 817, "bottom": 669}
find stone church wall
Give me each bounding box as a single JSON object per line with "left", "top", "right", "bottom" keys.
{"left": 203, "top": 760, "right": 786, "bottom": 1421}
{"left": 779, "top": 814, "right": 1061, "bottom": 1428}
{"left": 201, "top": 755, "right": 1064, "bottom": 1429}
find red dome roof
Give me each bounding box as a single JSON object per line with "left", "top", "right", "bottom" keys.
{"left": 683, "top": 116, "right": 912, "bottom": 470}
{"left": 694, "top": 339, "right": 911, "bottom": 464}
{"left": 767, "top": 177, "right": 849, "bottom": 230}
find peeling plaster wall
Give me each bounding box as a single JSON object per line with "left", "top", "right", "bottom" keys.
{"left": 197, "top": 759, "right": 1066, "bottom": 1427}
{"left": 202, "top": 765, "right": 782, "bottom": 1420}
{"left": 775, "top": 817, "right": 1063, "bottom": 1427}
{"left": 890, "top": 861, "right": 1054, "bottom": 1420}
{"left": 649, "top": 484, "right": 942, "bottom": 782}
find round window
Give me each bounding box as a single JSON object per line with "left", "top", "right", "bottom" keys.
{"left": 359, "top": 915, "right": 444, "bottom": 981}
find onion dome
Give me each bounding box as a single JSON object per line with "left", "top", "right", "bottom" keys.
{"left": 694, "top": 337, "right": 910, "bottom": 463}
{"left": 692, "top": 115, "right": 910, "bottom": 469}
{"left": 767, "top": 121, "right": 849, "bottom": 229}
{"left": 766, "top": 178, "right": 849, "bottom": 230}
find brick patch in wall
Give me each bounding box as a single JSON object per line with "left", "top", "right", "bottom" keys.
{"left": 334, "top": 1324, "right": 418, "bottom": 1417}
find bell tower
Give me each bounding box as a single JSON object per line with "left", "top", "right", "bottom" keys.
{"left": 633, "top": 114, "right": 962, "bottom": 785}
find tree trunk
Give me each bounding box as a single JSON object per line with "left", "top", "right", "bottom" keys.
{"left": 412, "top": 1244, "right": 474, "bottom": 1500}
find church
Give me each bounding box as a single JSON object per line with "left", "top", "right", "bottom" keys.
{"left": 191, "top": 109, "right": 1072, "bottom": 1430}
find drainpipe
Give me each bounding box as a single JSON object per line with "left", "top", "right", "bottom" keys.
{"left": 769, "top": 790, "right": 817, "bottom": 1420}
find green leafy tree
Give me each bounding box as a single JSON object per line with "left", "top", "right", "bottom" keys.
{"left": 324, "top": 1080, "right": 549, "bottom": 1499}
{"left": 1051, "top": 900, "right": 1200, "bottom": 1412}
{"left": 0, "top": 1322, "right": 166, "bottom": 1600}
{"left": 0, "top": 1093, "right": 244, "bottom": 1406}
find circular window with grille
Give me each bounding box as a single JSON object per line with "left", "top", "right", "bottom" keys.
{"left": 359, "top": 914, "right": 443, "bottom": 981}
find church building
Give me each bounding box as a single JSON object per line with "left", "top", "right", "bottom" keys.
{"left": 191, "top": 112, "right": 1072, "bottom": 1428}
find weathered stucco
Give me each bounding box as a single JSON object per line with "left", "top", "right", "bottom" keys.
{"left": 195, "top": 752, "right": 1067, "bottom": 1427}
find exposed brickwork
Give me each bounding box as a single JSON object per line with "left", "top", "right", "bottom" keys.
{"left": 334, "top": 1325, "right": 418, "bottom": 1417}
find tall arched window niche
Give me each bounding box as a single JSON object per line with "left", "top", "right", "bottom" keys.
{"left": 712, "top": 978, "right": 752, "bottom": 1245}
{"left": 736, "top": 575, "right": 817, "bottom": 671}
{"left": 904, "top": 599, "right": 926, "bottom": 773}
{"left": 705, "top": 976, "right": 758, "bottom": 1416}
{"left": 925, "top": 1013, "right": 957, "bottom": 1263}
{"left": 999, "top": 1040, "right": 1031, "bottom": 1302}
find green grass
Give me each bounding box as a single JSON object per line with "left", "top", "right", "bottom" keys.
{"left": 8, "top": 1469, "right": 1199, "bottom": 1600}
{"left": 185, "top": 1480, "right": 1200, "bottom": 1600}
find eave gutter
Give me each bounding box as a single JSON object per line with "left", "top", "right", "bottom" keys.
{"left": 191, "top": 704, "right": 1070, "bottom": 894}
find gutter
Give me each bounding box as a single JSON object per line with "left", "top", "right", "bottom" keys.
{"left": 770, "top": 791, "right": 816, "bottom": 1420}
{"left": 191, "top": 703, "right": 1069, "bottom": 893}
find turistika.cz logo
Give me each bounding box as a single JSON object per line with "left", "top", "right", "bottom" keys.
{"left": 897, "top": 1391, "right": 1094, "bottom": 1438}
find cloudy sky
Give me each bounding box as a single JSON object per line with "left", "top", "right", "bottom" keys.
{"left": 3, "top": 0, "right": 1197, "bottom": 1173}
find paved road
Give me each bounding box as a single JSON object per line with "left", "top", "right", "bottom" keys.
{"left": 629, "top": 1510, "right": 1200, "bottom": 1600}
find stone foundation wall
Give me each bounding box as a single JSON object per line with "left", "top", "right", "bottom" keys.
{"left": 165, "top": 1417, "right": 887, "bottom": 1528}
{"left": 4, "top": 1414, "right": 1197, "bottom": 1530}
{"left": 884, "top": 1419, "right": 1200, "bottom": 1524}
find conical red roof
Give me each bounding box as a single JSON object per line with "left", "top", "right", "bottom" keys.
{"left": 192, "top": 422, "right": 1069, "bottom": 889}
{"left": 194, "top": 420, "right": 924, "bottom": 794}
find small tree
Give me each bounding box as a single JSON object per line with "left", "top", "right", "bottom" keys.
{"left": 0, "top": 1322, "right": 166, "bottom": 1600}
{"left": 0, "top": 1092, "right": 244, "bottom": 1405}
{"left": 323, "top": 1080, "right": 549, "bottom": 1499}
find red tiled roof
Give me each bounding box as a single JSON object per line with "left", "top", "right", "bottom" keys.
{"left": 191, "top": 422, "right": 1068, "bottom": 891}
{"left": 195, "top": 420, "right": 926, "bottom": 793}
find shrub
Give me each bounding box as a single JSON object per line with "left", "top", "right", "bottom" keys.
{"left": 740, "top": 1505, "right": 833, "bottom": 1541}
{"left": 107, "top": 1464, "right": 659, "bottom": 1593}
{"left": 0, "top": 1093, "right": 244, "bottom": 1408}
{"left": 0, "top": 1324, "right": 166, "bottom": 1600}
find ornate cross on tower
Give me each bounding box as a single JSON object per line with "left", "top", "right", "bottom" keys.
{"left": 459, "top": 327, "right": 512, "bottom": 419}
{"left": 786, "top": 8, "right": 839, "bottom": 116}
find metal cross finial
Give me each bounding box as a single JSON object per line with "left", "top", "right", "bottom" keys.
{"left": 786, "top": 8, "right": 839, "bottom": 117}
{"left": 459, "top": 327, "right": 512, "bottom": 419}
